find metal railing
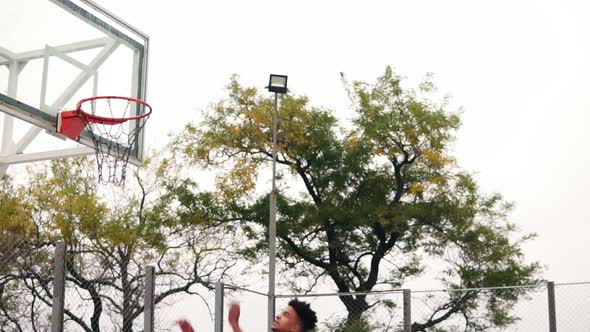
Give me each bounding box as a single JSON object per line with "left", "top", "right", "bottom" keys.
{"left": 213, "top": 283, "right": 590, "bottom": 332}
{"left": 1, "top": 241, "right": 589, "bottom": 331}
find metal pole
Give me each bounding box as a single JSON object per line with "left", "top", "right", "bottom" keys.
{"left": 268, "top": 92, "right": 278, "bottom": 332}
{"left": 51, "top": 241, "right": 67, "bottom": 332}
{"left": 0, "top": 60, "right": 20, "bottom": 177}
{"left": 143, "top": 266, "right": 155, "bottom": 332}
{"left": 215, "top": 282, "right": 225, "bottom": 332}
{"left": 547, "top": 281, "right": 557, "bottom": 332}
{"left": 403, "top": 289, "right": 411, "bottom": 332}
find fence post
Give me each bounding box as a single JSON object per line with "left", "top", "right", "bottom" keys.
{"left": 403, "top": 289, "right": 411, "bottom": 332}
{"left": 144, "top": 266, "right": 155, "bottom": 332}
{"left": 547, "top": 281, "right": 557, "bottom": 332}
{"left": 51, "top": 241, "right": 66, "bottom": 332}
{"left": 215, "top": 282, "right": 224, "bottom": 332}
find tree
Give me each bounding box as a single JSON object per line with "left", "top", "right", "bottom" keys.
{"left": 0, "top": 158, "right": 238, "bottom": 331}
{"left": 0, "top": 175, "right": 44, "bottom": 331}
{"left": 173, "top": 67, "right": 541, "bottom": 331}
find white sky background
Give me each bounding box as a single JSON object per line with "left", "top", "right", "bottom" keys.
{"left": 2, "top": 0, "right": 590, "bottom": 328}
{"left": 95, "top": 0, "right": 590, "bottom": 283}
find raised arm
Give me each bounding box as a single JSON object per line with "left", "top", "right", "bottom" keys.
{"left": 228, "top": 302, "right": 243, "bottom": 332}
{"left": 177, "top": 319, "right": 195, "bottom": 332}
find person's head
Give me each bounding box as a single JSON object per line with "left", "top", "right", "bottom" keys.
{"left": 272, "top": 299, "right": 317, "bottom": 332}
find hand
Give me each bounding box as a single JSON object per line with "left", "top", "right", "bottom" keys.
{"left": 177, "top": 319, "right": 195, "bottom": 332}
{"left": 228, "top": 302, "right": 241, "bottom": 331}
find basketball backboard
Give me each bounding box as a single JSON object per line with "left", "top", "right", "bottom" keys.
{"left": 0, "top": 0, "right": 149, "bottom": 175}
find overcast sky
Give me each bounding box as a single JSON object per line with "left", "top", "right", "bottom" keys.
{"left": 2, "top": 0, "right": 590, "bottom": 330}
{"left": 4, "top": 0, "right": 589, "bottom": 282}
{"left": 93, "top": 0, "right": 590, "bottom": 283}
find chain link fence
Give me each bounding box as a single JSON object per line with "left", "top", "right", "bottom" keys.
{"left": 221, "top": 284, "right": 268, "bottom": 331}
{"left": 0, "top": 236, "right": 55, "bottom": 331}
{"left": 411, "top": 285, "right": 550, "bottom": 332}
{"left": 223, "top": 283, "right": 590, "bottom": 332}
{"left": 1, "top": 242, "right": 589, "bottom": 331}
{"left": 154, "top": 282, "right": 216, "bottom": 332}
{"left": 554, "top": 282, "right": 590, "bottom": 331}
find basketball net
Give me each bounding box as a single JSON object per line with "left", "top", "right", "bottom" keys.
{"left": 58, "top": 96, "right": 152, "bottom": 186}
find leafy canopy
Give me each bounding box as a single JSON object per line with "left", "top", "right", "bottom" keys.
{"left": 173, "top": 67, "right": 541, "bottom": 330}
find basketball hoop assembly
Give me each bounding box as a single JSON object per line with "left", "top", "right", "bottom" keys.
{"left": 57, "top": 96, "right": 152, "bottom": 185}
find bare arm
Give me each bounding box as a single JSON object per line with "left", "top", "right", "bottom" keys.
{"left": 177, "top": 320, "right": 195, "bottom": 332}
{"left": 228, "top": 302, "right": 242, "bottom": 332}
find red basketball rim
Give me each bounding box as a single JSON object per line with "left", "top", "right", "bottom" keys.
{"left": 76, "top": 96, "right": 152, "bottom": 124}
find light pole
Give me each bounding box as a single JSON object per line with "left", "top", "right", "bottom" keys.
{"left": 266, "top": 74, "right": 288, "bottom": 332}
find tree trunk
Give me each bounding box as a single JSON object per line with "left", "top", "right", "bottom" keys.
{"left": 340, "top": 295, "right": 370, "bottom": 330}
